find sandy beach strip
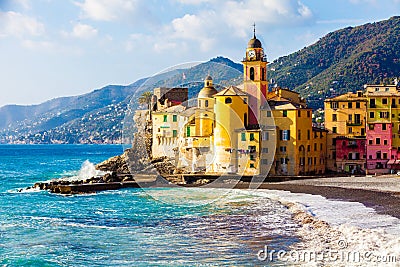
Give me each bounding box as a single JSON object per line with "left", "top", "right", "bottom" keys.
{"left": 234, "top": 175, "right": 400, "bottom": 219}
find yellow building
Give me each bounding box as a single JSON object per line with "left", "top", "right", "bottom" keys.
{"left": 264, "top": 88, "right": 327, "bottom": 176}
{"left": 213, "top": 86, "right": 248, "bottom": 173}
{"left": 324, "top": 91, "right": 367, "bottom": 172}
{"left": 149, "top": 30, "right": 327, "bottom": 178}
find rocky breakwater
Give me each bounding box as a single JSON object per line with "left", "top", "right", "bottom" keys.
{"left": 29, "top": 110, "right": 182, "bottom": 194}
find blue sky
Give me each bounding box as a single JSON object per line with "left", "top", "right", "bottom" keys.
{"left": 0, "top": 0, "right": 399, "bottom": 107}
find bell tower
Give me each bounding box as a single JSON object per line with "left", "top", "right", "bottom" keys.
{"left": 242, "top": 24, "right": 269, "bottom": 127}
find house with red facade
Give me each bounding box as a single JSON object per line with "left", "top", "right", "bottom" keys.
{"left": 335, "top": 136, "right": 366, "bottom": 174}
{"left": 366, "top": 123, "right": 392, "bottom": 174}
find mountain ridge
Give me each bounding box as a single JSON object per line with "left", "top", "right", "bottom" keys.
{"left": 1, "top": 16, "right": 399, "bottom": 143}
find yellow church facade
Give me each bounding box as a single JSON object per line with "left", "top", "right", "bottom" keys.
{"left": 149, "top": 32, "right": 327, "bottom": 177}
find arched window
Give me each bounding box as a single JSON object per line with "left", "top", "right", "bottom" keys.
{"left": 250, "top": 67, "right": 255, "bottom": 81}
{"left": 205, "top": 100, "right": 209, "bottom": 107}
{"left": 225, "top": 97, "right": 232, "bottom": 104}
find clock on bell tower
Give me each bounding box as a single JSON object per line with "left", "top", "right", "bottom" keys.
{"left": 242, "top": 24, "right": 269, "bottom": 127}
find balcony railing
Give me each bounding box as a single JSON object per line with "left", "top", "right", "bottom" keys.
{"left": 346, "top": 120, "right": 363, "bottom": 126}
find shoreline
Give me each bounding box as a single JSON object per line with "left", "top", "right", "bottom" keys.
{"left": 31, "top": 174, "right": 400, "bottom": 220}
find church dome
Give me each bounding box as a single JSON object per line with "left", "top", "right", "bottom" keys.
{"left": 198, "top": 76, "right": 218, "bottom": 98}
{"left": 248, "top": 37, "right": 262, "bottom": 48}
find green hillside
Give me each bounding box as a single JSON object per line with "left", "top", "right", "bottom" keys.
{"left": 269, "top": 16, "right": 400, "bottom": 108}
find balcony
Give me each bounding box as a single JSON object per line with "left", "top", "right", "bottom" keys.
{"left": 346, "top": 120, "right": 363, "bottom": 126}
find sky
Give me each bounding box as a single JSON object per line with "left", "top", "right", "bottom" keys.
{"left": 0, "top": 0, "right": 399, "bottom": 107}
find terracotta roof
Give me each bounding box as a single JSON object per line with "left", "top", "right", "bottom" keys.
{"left": 214, "top": 86, "right": 247, "bottom": 97}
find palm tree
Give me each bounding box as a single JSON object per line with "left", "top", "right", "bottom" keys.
{"left": 138, "top": 91, "right": 153, "bottom": 109}
{"left": 138, "top": 91, "right": 153, "bottom": 119}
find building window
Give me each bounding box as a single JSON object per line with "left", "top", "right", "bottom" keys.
{"left": 187, "top": 127, "right": 191, "bottom": 137}
{"left": 348, "top": 102, "right": 353, "bottom": 108}
{"left": 283, "top": 110, "right": 288, "bottom": 117}
{"left": 298, "top": 130, "right": 301, "bottom": 140}
{"left": 307, "top": 130, "right": 310, "bottom": 140}
{"left": 250, "top": 163, "right": 255, "bottom": 168}
{"left": 262, "top": 148, "right": 269, "bottom": 153}
{"left": 332, "top": 127, "right": 337, "bottom": 133}
{"left": 382, "top": 123, "right": 387, "bottom": 130}
{"left": 280, "top": 146, "right": 287, "bottom": 152}
{"left": 205, "top": 100, "right": 209, "bottom": 107}
{"left": 377, "top": 152, "right": 381, "bottom": 159}
{"left": 320, "top": 143, "right": 323, "bottom": 151}
{"left": 331, "top": 102, "right": 338, "bottom": 109}
{"left": 369, "top": 139, "right": 373, "bottom": 145}
{"left": 173, "top": 115, "right": 177, "bottom": 122}
{"left": 173, "top": 130, "right": 178, "bottom": 137}
{"left": 307, "top": 145, "right": 311, "bottom": 152}
{"left": 382, "top": 98, "right": 388, "bottom": 105}
{"left": 370, "top": 99, "right": 376, "bottom": 108}
{"left": 356, "top": 102, "right": 360, "bottom": 108}
{"left": 243, "top": 98, "right": 247, "bottom": 104}
{"left": 250, "top": 67, "right": 255, "bottom": 81}
{"left": 370, "top": 112, "right": 375, "bottom": 118}
{"left": 263, "top": 132, "right": 269, "bottom": 140}
{"left": 361, "top": 128, "right": 365, "bottom": 136}
{"left": 384, "top": 139, "right": 388, "bottom": 145}
{"left": 376, "top": 138, "right": 381, "bottom": 145}
{"left": 314, "top": 143, "right": 317, "bottom": 151}
{"left": 261, "top": 159, "right": 268, "bottom": 165}
{"left": 380, "top": 112, "right": 389, "bottom": 118}
{"left": 298, "top": 110, "right": 301, "bottom": 117}
{"left": 383, "top": 153, "right": 388, "bottom": 159}
{"left": 266, "top": 111, "right": 272, "bottom": 117}
{"left": 307, "top": 111, "right": 311, "bottom": 117}
{"left": 250, "top": 133, "right": 255, "bottom": 141}
{"left": 348, "top": 127, "right": 353, "bottom": 134}
{"left": 280, "top": 130, "right": 290, "bottom": 141}
{"left": 250, "top": 154, "right": 255, "bottom": 160}
{"left": 163, "top": 115, "right": 168, "bottom": 122}
{"left": 241, "top": 133, "right": 246, "bottom": 141}
{"left": 225, "top": 97, "right": 232, "bottom": 104}
{"left": 332, "top": 114, "right": 337, "bottom": 122}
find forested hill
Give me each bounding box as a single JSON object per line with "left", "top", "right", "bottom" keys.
{"left": 269, "top": 16, "right": 400, "bottom": 108}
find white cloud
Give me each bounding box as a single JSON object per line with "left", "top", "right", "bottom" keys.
{"left": 0, "top": 11, "right": 45, "bottom": 38}
{"left": 221, "top": 0, "right": 313, "bottom": 37}
{"left": 22, "top": 39, "right": 55, "bottom": 50}
{"left": 69, "top": 23, "right": 98, "bottom": 39}
{"left": 75, "top": 0, "right": 138, "bottom": 21}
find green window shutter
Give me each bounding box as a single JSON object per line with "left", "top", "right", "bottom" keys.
{"left": 173, "top": 115, "right": 177, "bottom": 122}
{"left": 163, "top": 115, "right": 168, "bottom": 122}
{"left": 241, "top": 133, "right": 246, "bottom": 141}
{"left": 187, "top": 127, "right": 191, "bottom": 137}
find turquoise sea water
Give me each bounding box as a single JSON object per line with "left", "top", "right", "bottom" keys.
{"left": 0, "top": 145, "right": 300, "bottom": 266}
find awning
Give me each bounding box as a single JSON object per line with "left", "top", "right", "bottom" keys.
{"left": 388, "top": 160, "right": 400, "bottom": 165}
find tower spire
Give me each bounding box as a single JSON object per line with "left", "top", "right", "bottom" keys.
{"left": 253, "top": 22, "right": 256, "bottom": 38}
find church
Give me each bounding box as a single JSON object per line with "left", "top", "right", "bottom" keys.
{"left": 149, "top": 30, "right": 327, "bottom": 177}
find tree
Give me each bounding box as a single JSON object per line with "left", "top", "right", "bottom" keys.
{"left": 138, "top": 91, "right": 153, "bottom": 110}
{"left": 138, "top": 91, "right": 153, "bottom": 119}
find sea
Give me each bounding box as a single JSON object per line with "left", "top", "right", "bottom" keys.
{"left": 1, "top": 145, "right": 400, "bottom": 267}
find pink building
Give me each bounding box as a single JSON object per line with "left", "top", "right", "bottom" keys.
{"left": 366, "top": 123, "right": 392, "bottom": 174}
{"left": 335, "top": 137, "right": 366, "bottom": 174}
